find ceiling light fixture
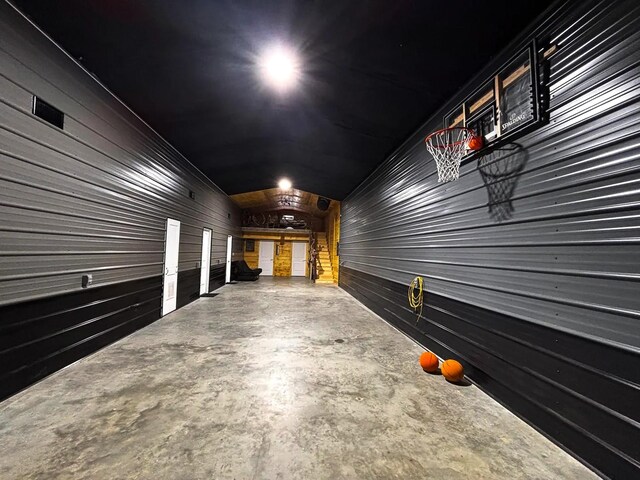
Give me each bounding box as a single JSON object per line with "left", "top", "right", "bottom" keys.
{"left": 258, "top": 45, "right": 300, "bottom": 92}
{"left": 278, "top": 178, "right": 292, "bottom": 190}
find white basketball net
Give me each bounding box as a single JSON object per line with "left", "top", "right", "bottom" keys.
{"left": 424, "top": 127, "right": 473, "bottom": 182}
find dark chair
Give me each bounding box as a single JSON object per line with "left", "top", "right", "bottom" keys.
{"left": 231, "top": 260, "right": 262, "bottom": 281}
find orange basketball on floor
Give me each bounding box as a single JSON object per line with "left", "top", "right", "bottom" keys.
{"left": 467, "top": 135, "right": 484, "bottom": 151}
{"left": 441, "top": 359, "right": 464, "bottom": 382}
{"left": 419, "top": 351, "right": 439, "bottom": 372}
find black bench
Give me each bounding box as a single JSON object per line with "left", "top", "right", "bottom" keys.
{"left": 231, "top": 260, "right": 262, "bottom": 281}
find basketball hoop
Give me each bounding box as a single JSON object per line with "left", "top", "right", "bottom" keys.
{"left": 424, "top": 127, "right": 481, "bottom": 182}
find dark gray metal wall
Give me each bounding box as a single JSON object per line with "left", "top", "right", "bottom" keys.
{"left": 0, "top": 1, "right": 242, "bottom": 399}
{"left": 340, "top": 0, "right": 640, "bottom": 478}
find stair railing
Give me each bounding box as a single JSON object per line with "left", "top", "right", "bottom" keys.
{"left": 309, "top": 232, "right": 318, "bottom": 282}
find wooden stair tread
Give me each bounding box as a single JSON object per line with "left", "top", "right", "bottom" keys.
{"left": 314, "top": 232, "right": 337, "bottom": 285}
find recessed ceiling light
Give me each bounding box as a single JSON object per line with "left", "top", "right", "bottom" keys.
{"left": 258, "top": 45, "right": 300, "bottom": 92}
{"left": 278, "top": 178, "right": 292, "bottom": 190}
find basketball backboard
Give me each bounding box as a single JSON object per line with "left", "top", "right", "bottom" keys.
{"left": 443, "top": 40, "right": 554, "bottom": 158}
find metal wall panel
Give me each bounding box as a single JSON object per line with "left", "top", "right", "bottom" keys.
{"left": 0, "top": 1, "right": 242, "bottom": 306}
{"left": 0, "top": 2, "right": 243, "bottom": 399}
{"left": 340, "top": 0, "right": 640, "bottom": 477}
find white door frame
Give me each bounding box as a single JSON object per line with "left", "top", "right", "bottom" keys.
{"left": 258, "top": 240, "right": 274, "bottom": 276}
{"left": 162, "top": 218, "right": 181, "bottom": 316}
{"left": 225, "top": 235, "right": 233, "bottom": 283}
{"left": 200, "top": 228, "right": 212, "bottom": 295}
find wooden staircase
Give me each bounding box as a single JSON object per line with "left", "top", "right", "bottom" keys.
{"left": 315, "top": 232, "right": 336, "bottom": 284}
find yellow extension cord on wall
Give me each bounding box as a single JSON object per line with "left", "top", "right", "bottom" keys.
{"left": 408, "top": 276, "right": 424, "bottom": 323}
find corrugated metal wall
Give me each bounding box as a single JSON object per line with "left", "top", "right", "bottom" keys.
{"left": 0, "top": 2, "right": 242, "bottom": 305}
{"left": 0, "top": 2, "right": 242, "bottom": 399}
{"left": 340, "top": 0, "right": 640, "bottom": 478}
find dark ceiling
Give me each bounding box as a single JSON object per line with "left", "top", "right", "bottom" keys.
{"left": 14, "top": 0, "right": 555, "bottom": 200}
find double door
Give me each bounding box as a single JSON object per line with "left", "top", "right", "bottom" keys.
{"left": 257, "top": 240, "right": 307, "bottom": 277}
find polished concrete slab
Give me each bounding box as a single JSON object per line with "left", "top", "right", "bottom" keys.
{"left": 0, "top": 278, "right": 598, "bottom": 479}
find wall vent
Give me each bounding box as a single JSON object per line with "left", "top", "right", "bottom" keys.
{"left": 32, "top": 96, "right": 64, "bottom": 129}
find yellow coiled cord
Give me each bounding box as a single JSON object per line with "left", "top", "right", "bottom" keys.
{"left": 408, "top": 276, "right": 424, "bottom": 323}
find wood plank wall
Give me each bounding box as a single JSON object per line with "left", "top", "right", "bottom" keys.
{"left": 244, "top": 240, "right": 260, "bottom": 269}
{"left": 242, "top": 231, "right": 309, "bottom": 276}
{"left": 274, "top": 242, "right": 292, "bottom": 276}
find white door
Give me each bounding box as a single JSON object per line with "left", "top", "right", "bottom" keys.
{"left": 291, "top": 242, "right": 307, "bottom": 276}
{"left": 225, "top": 235, "right": 233, "bottom": 283}
{"left": 258, "top": 240, "right": 274, "bottom": 276}
{"left": 162, "top": 218, "right": 181, "bottom": 316}
{"left": 200, "top": 228, "right": 212, "bottom": 295}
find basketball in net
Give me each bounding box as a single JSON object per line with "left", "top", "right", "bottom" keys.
{"left": 424, "top": 127, "right": 483, "bottom": 182}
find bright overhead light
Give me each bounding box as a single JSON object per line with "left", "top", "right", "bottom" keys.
{"left": 258, "top": 45, "right": 300, "bottom": 92}
{"left": 278, "top": 178, "right": 292, "bottom": 190}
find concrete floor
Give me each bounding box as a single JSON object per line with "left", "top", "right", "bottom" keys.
{"left": 0, "top": 278, "right": 598, "bottom": 480}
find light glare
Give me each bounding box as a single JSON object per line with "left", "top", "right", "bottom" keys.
{"left": 259, "top": 45, "right": 300, "bottom": 92}
{"left": 278, "top": 178, "right": 292, "bottom": 190}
